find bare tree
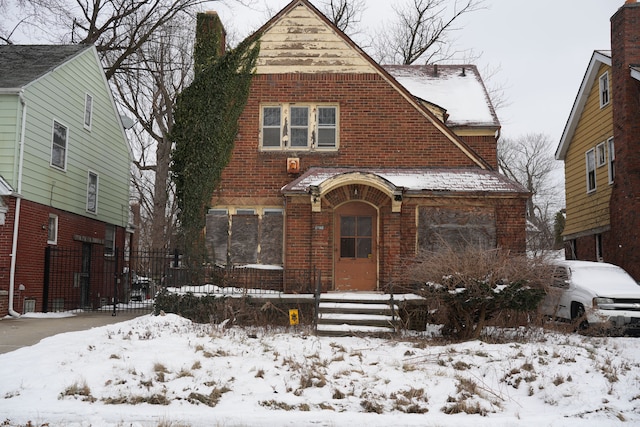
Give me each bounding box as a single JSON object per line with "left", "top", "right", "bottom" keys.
{"left": 318, "top": 0, "right": 365, "bottom": 36}
{"left": 498, "top": 133, "right": 564, "bottom": 253}
{"left": 5, "top": 0, "right": 247, "bottom": 79}
{"left": 373, "top": 0, "right": 484, "bottom": 65}
{"left": 112, "top": 17, "right": 195, "bottom": 251}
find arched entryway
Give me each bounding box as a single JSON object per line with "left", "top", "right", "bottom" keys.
{"left": 334, "top": 201, "right": 378, "bottom": 291}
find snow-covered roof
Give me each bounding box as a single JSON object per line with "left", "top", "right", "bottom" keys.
{"left": 384, "top": 64, "right": 499, "bottom": 128}
{"left": 282, "top": 167, "right": 528, "bottom": 195}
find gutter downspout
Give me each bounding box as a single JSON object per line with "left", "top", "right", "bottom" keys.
{"left": 8, "top": 91, "right": 27, "bottom": 317}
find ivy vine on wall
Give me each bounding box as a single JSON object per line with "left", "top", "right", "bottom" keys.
{"left": 171, "top": 13, "right": 260, "bottom": 266}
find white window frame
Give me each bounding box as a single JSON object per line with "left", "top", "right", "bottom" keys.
{"left": 104, "top": 224, "right": 115, "bottom": 256}
{"left": 599, "top": 71, "right": 610, "bottom": 108}
{"left": 47, "top": 214, "right": 58, "bottom": 245}
{"left": 84, "top": 93, "right": 93, "bottom": 131}
{"left": 260, "top": 104, "right": 338, "bottom": 151}
{"left": 87, "top": 171, "right": 98, "bottom": 214}
{"left": 51, "top": 120, "right": 68, "bottom": 170}
{"left": 607, "top": 137, "right": 615, "bottom": 184}
{"left": 586, "top": 148, "right": 596, "bottom": 193}
{"left": 596, "top": 142, "right": 606, "bottom": 167}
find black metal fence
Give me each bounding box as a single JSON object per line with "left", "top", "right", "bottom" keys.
{"left": 43, "top": 247, "right": 316, "bottom": 314}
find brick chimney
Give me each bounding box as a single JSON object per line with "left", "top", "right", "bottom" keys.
{"left": 608, "top": 1, "right": 640, "bottom": 278}
{"left": 194, "top": 11, "right": 227, "bottom": 77}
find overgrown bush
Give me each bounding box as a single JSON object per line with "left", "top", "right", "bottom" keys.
{"left": 154, "top": 289, "right": 313, "bottom": 326}
{"left": 406, "top": 245, "right": 552, "bottom": 341}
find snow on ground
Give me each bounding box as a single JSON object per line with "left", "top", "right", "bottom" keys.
{"left": 1, "top": 313, "right": 639, "bottom": 427}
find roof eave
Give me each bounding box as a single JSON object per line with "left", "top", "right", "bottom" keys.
{"left": 556, "top": 50, "right": 611, "bottom": 160}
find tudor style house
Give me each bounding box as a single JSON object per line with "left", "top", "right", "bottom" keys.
{"left": 204, "top": 0, "right": 529, "bottom": 292}
{"left": 556, "top": 0, "right": 640, "bottom": 279}
{"left": 0, "top": 45, "right": 131, "bottom": 316}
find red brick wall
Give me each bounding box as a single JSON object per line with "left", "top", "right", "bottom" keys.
{"left": 216, "top": 73, "right": 479, "bottom": 199}
{"left": 609, "top": 3, "right": 640, "bottom": 280}
{"left": 0, "top": 197, "right": 126, "bottom": 316}
{"left": 214, "top": 72, "right": 525, "bottom": 290}
{"left": 462, "top": 134, "right": 498, "bottom": 170}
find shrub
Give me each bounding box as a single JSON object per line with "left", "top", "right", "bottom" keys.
{"left": 406, "top": 245, "right": 551, "bottom": 341}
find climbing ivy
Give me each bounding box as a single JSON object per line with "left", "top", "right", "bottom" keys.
{"left": 171, "top": 14, "right": 260, "bottom": 269}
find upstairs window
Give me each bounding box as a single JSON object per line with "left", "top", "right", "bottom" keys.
{"left": 261, "top": 104, "right": 338, "bottom": 151}
{"left": 51, "top": 120, "right": 68, "bottom": 170}
{"left": 586, "top": 148, "right": 596, "bottom": 193}
{"left": 596, "top": 142, "right": 606, "bottom": 167}
{"left": 87, "top": 171, "right": 98, "bottom": 214}
{"left": 599, "top": 72, "right": 609, "bottom": 108}
{"left": 290, "top": 106, "right": 309, "bottom": 148}
{"left": 262, "top": 106, "right": 281, "bottom": 147}
{"left": 607, "top": 137, "right": 615, "bottom": 184}
{"left": 84, "top": 93, "right": 93, "bottom": 130}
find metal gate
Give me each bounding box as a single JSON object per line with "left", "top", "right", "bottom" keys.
{"left": 43, "top": 247, "right": 181, "bottom": 314}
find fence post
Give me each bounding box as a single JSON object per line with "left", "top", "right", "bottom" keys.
{"left": 42, "top": 246, "right": 51, "bottom": 313}
{"left": 112, "top": 247, "right": 118, "bottom": 316}
{"left": 313, "top": 267, "right": 321, "bottom": 334}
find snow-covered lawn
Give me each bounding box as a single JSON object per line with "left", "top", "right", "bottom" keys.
{"left": 1, "top": 313, "right": 639, "bottom": 426}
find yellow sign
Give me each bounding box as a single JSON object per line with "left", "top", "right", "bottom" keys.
{"left": 289, "top": 309, "right": 299, "bottom": 326}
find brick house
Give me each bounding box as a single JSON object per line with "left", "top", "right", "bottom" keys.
{"left": 556, "top": 1, "right": 640, "bottom": 279}
{"left": 205, "top": 0, "right": 528, "bottom": 292}
{"left": 0, "top": 45, "right": 131, "bottom": 316}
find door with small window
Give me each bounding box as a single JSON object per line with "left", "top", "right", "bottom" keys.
{"left": 334, "top": 202, "right": 377, "bottom": 291}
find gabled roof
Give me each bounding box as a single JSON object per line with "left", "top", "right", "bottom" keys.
{"left": 384, "top": 65, "right": 499, "bottom": 128}
{"left": 249, "top": 0, "right": 493, "bottom": 170}
{"left": 556, "top": 50, "right": 611, "bottom": 160}
{"left": 0, "top": 44, "right": 90, "bottom": 89}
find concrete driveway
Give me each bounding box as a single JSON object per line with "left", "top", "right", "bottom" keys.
{"left": 0, "top": 312, "right": 144, "bottom": 354}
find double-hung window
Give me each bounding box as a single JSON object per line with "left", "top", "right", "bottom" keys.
{"left": 607, "top": 137, "right": 615, "bottom": 184}
{"left": 87, "top": 171, "right": 98, "bottom": 214}
{"left": 84, "top": 93, "right": 93, "bottom": 130}
{"left": 586, "top": 149, "right": 596, "bottom": 193}
{"left": 51, "top": 120, "right": 68, "bottom": 170}
{"left": 262, "top": 106, "right": 282, "bottom": 147}
{"left": 47, "top": 214, "right": 58, "bottom": 245}
{"left": 599, "top": 72, "right": 610, "bottom": 108}
{"left": 261, "top": 104, "right": 338, "bottom": 150}
{"left": 104, "top": 224, "right": 115, "bottom": 256}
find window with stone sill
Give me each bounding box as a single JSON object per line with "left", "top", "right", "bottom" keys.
{"left": 261, "top": 104, "right": 338, "bottom": 151}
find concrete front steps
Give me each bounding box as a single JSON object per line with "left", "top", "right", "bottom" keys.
{"left": 316, "top": 293, "right": 400, "bottom": 337}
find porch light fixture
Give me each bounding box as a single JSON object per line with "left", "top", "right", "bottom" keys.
{"left": 308, "top": 185, "right": 321, "bottom": 212}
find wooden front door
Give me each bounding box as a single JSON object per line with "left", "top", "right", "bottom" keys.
{"left": 334, "top": 202, "right": 377, "bottom": 291}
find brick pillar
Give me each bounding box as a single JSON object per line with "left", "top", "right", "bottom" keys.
{"left": 609, "top": 2, "right": 640, "bottom": 279}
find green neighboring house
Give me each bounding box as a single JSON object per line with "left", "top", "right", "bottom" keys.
{"left": 0, "top": 45, "right": 132, "bottom": 316}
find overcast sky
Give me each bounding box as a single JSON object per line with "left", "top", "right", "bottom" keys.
{"left": 215, "top": 0, "right": 623, "bottom": 144}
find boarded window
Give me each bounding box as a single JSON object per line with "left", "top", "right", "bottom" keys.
{"left": 260, "top": 210, "right": 283, "bottom": 264}
{"left": 417, "top": 206, "right": 496, "bottom": 252}
{"left": 230, "top": 213, "right": 259, "bottom": 264}
{"left": 206, "top": 210, "right": 229, "bottom": 264}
